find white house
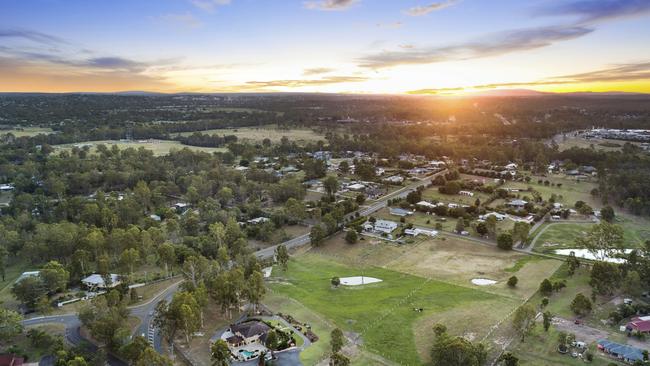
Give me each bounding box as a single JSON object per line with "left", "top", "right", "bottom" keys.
{"left": 348, "top": 183, "right": 366, "bottom": 191}
{"left": 479, "top": 212, "right": 507, "bottom": 221}
{"left": 365, "top": 219, "right": 398, "bottom": 234}
{"left": 416, "top": 201, "right": 436, "bottom": 209}
{"left": 247, "top": 217, "right": 270, "bottom": 225}
{"left": 389, "top": 208, "right": 413, "bottom": 217}
{"left": 82, "top": 274, "right": 121, "bottom": 291}
{"left": 404, "top": 228, "right": 438, "bottom": 237}
{"left": 384, "top": 175, "right": 404, "bottom": 184}
{"left": 0, "top": 183, "right": 14, "bottom": 191}
{"left": 507, "top": 199, "right": 528, "bottom": 208}
{"left": 505, "top": 163, "right": 518, "bottom": 170}
{"left": 459, "top": 190, "right": 474, "bottom": 197}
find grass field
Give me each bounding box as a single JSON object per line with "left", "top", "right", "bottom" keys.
{"left": 175, "top": 126, "right": 324, "bottom": 143}
{"left": 533, "top": 219, "right": 648, "bottom": 254}
{"left": 555, "top": 136, "right": 641, "bottom": 153}
{"left": 53, "top": 139, "right": 227, "bottom": 156}
{"left": 0, "top": 127, "right": 54, "bottom": 137}
{"left": 270, "top": 253, "right": 505, "bottom": 365}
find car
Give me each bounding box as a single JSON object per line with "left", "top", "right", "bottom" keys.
{"left": 574, "top": 319, "right": 582, "bottom": 325}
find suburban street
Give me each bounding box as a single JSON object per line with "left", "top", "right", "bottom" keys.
{"left": 20, "top": 170, "right": 448, "bottom": 365}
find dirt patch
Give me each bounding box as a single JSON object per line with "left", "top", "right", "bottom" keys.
{"left": 551, "top": 317, "right": 608, "bottom": 345}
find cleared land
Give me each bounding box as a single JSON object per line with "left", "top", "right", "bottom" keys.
{"left": 175, "top": 126, "right": 325, "bottom": 143}
{"left": 52, "top": 139, "right": 227, "bottom": 156}
{"left": 269, "top": 232, "right": 560, "bottom": 365}
{"left": 0, "top": 127, "right": 54, "bottom": 137}
{"left": 270, "top": 253, "right": 504, "bottom": 365}
{"left": 386, "top": 235, "right": 561, "bottom": 299}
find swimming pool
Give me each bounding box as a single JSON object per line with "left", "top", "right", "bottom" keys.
{"left": 239, "top": 350, "right": 255, "bottom": 359}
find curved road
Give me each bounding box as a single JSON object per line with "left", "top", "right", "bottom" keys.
{"left": 21, "top": 170, "right": 448, "bottom": 365}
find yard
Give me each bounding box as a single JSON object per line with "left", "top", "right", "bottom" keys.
{"left": 269, "top": 251, "right": 521, "bottom": 365}
{"left": 52, "top": 139, "right": 227, "bottom": 156}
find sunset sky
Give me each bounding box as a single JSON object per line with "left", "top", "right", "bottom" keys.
{"left": 1, "top": 0, "right": 649, "bottom": 94}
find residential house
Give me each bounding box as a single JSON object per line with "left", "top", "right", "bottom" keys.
{"left": 478, "top": 212, "right": 507, "bottom": 221}
{"left": 348, "top": 183, "right": 366, "bottom": 191}
{"left": 404, "top": 228, "right": 438, "bottom": 237}
{"left": 626, "top": 316, "right": 650, "bottom": 334}
{"left": 416, "top": 201, "right": 436, "bottom": 209}
{"left": 82, "top": 274, "right": 121, "bottom": 291}
{"left": 383, "top": 175, "right": 404, "bottom": 184}
{"left": 597, "top": 340, "right": 645, "bottom": 364}
{"left": 0, "top": 183, "right": 14, "bottom": 192}
{"left": 247, "top": 217, "right": 270, "bottom": 225}
{"left": 505, "top": 163, "right": 518, "bottom": 170}
{"left": 0, "top": 354, "right": 24, "bottom": 366}
{"left": 389, "top": 208, "right": 413, "bottom": 217}
{"left": 227, "top": 321, "right": 271, "bottom": 346}
{"left": 364, "top": 219, "right": 398, "bottom": 235}
{"left": 506, "top": 199, "right": 528, "bottom": 209}
{"left": 459, "top": 190, "right": 474, "bottom": 197}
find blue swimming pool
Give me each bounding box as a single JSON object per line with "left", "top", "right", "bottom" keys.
{"left": 239, "top": 350, "right": 255, "bottom": 358}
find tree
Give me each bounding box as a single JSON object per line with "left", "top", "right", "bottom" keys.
{"left": 455, "top": 218, "right": 465, "bottom": 233}
{"left": 78, "top": 290, "right": 130, "bottom": 350}
{"left": 486, "top": 215, "right": 497, "bottom": 238}
{"left": 284, "top": 198, "right": 307, "bottom": 222}
{"left": 590, "top": 261, "right": 621, "bottom": 295}
{"left": 570, "top": 293, "right": 592, "bottom": 316}
{"left": 339, "top": 161, "right": 350, "bottom": 174}
{"left": 539, "top": 279, "right": 553, "bottom": 296}
{"left": 158, "top": 242, "right": 176, "bottom": 277}
{"left": 12, "top": 276, "right": 44, "bottom": 309}
{"left": 245, "top": 270, "right": 266, "bottom": 311}
{"left": 601, "top": 206, "right": 615, "bottom": 223}
{"left": 430, "top": 326, "right": 486, "bottom": 366}
{"left": 622, "top": 270, "right": 643, "bottom": 297}
{"left": 575, "top": 222, "right": 625, "bottom": 261}
{"left": 567, "top": 253, "right": 580, "bottom": 276}
{"left": 310, "top": 225, "right": 326, "bottom": 247}
{"left": 40, "top": 260, "right": 70, "bottom": 293}
{"left": 120, "top": 248, "right": 140, "bottom": 275}
{"left": 512, "top": 222, "right": 530, "bottom": 244}
{"left": 330, "top": 352, "right": 350, "bottom": 366}
{"left": 331, "top": 328, "right": 344, "bottom": 353}
{"left": 507, "top": 276, "right": 518, "bottom": 288}
{"left": 0, "top": 308, "right": 23, "bottom": 339}
{"left": 323, "top": 176, "right": 339, "bottom": 199}
{"left": 542, "top": 311, "right": 552, "bottom": 332}
{"left": 476, "top": 222, "right": 488, "bottom": 236}
{"left": 331, "top": 277, "right": 340, "bottom": 287}
{"left": 0, "top": 245, "right": 7, "bottom": 281}
{"left": 275, "top": 244, "right": 290, "bottom": 271}
{"left": 211, "top": 339, "right": 231, "bottom": 366}
{"left": 355, "top": 193, "right": 366, "bottom": 205}
{"left": 497, "top": 233, "right": 513, "bottom": 250}
{"left": 322, "top": 213, "right": 337, "bottom": 234}
{"left": 266, "top": 329, "right": 279, "bottom": 350}
{"left": 497, "top": 352, "right": 519, "bottom": 366}
{"left": 345, "top": 230, "right": 358, "bottom": 244}
{"left": 512, "top": 304, "right": 536, "bottom": 342}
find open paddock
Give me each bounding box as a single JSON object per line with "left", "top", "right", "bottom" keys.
{"left": 175, "top": 126, "right": 324, "bottom": 143}
{"left": 385, "top": 235, "right": 561, "bottom": 299}
{"left": 0, "top": 127, "right": 54, "bottom": 137}
{"left": 52, "top": 139, "right": 227, "bottom": 156}
{"left": 269, "top": 252, "right": 510, "bottom": 365}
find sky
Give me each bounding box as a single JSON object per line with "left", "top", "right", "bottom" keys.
{"left": 1, "top": 0, "right": 649, "bottom": 95}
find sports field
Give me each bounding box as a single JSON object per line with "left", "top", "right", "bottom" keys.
{"left": 52, "top": 139, "right": 227, "bottom": 156}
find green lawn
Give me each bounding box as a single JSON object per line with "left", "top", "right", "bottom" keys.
{"left": 533, "top": 221, "right": 645, "bottom": 254}
{"left": 269, "top": 253, "right": 507, "bottom": 365}
{"left": 533, "top": 223, "right": 595, "bottom": 253}
{"left": 175, "top": 126, "right": 323, "bottom": 143}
